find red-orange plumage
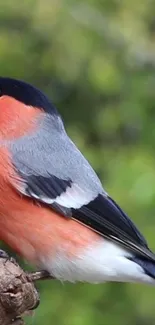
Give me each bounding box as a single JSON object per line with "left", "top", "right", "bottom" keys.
{"left": 0, "top": 96, "right": 42, "bottom": 139}
{"left": 0, "top": 99, "right": 100, "bottom": 267}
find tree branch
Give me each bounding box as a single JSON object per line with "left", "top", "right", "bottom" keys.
{"left": 0, "top": 256, "right": 42, "bottom": 325}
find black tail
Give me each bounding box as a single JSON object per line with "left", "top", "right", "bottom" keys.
{"left": 131, "top": 256, "right": 155, "bottom": 279}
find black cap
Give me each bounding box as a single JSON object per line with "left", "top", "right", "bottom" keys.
{"left": 0, "top": 77, "right": 58, "bottom": 115}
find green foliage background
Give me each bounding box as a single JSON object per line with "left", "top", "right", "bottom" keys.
{"left": 1, "top": 0, "right": 155, "bottom": 324}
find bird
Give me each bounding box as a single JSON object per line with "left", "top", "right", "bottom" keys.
{"left": 0, "top": 76, "right": 154, "bottom": 285}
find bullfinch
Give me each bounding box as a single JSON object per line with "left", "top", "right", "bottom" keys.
{"left": 0, "top": 76, "right": 154, "bottom": 285}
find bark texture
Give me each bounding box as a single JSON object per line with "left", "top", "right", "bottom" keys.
{"left": 0, "top": 257, "right": 39, "bottom": 325}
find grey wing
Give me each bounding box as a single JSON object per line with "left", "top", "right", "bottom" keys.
{"left": 10, "top": 116, "right": 103, "bottom": 213}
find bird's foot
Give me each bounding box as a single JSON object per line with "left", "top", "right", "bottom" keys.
{"left": 28, "top": 270, "right": 53, "bottom": 282}
{"left": 0, "top": 249, "right": 18, "bottom": 267}
{"left": 0, "top": 249, "right": 9, "bottom": 258}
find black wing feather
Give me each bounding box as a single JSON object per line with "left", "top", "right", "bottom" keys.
{"left": 72, "top": 194, "right": 155, "bottom": 261}
{"left": 24, "top": 174, "right": 72, "bottom": 198}
{"left": 18, "top": 173, "right": 72, "bottom": 217}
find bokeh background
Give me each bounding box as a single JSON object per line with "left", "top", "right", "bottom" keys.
{"left": 1, "top": 0, "right": 155, "bottom": 324}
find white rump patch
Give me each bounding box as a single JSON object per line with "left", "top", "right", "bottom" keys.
{"left": 39, "top": 239, "right": 155, "bottom": 285}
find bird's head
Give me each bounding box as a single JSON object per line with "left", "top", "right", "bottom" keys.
{"left": 0, "top": 77, "right": 60, "bottom": 139}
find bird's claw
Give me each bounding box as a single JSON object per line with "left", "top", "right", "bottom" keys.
{"left": 0, "top": 249, "right": 18, "bottom": 267}
{"left": 0, "top": 249, "right": 9, "bottom": 259}
{"left": 28, "top": 270, "right": 52, "bottom": 282}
